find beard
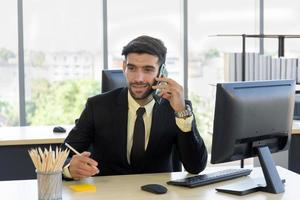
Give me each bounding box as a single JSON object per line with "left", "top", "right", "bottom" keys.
{"left": 128, "top": 82, "right": 154, "bottom": 100}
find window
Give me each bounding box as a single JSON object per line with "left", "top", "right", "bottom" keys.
{"left": 0, "top": 0, "right": 19, "bottom": 126}
{"left": 188, "top": 0, "right": 259, "bottom": 151}
{"left": 264, "top": 0, "right": 300, "bottom": 58}
{"left": 107, "top": 0, "right": 183, "bottom": 84}
{"left": 23, "top": 0, "right": 103, "bottom": 125}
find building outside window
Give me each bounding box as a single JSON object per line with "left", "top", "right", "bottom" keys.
{"left": 22, "top": 0, "right": 103, "bottom": 125}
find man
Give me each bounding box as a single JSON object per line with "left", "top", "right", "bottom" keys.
{"left": 64, "top": 35, "right": 207, "bottom": 179}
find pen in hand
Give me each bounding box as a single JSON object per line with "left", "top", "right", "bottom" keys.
{"left": 65, "top": 142, "right": 99, "bottom": 173}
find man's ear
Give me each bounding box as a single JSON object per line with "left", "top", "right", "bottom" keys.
{"left": 122, "top": 60, "right": 126, "bottom": 72}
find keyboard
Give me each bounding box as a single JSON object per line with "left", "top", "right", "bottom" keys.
{"left": 167, "top": 168, "right": 252, "bottom": 188}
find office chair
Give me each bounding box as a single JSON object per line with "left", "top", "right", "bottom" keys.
{"left": 294, "top": 91, "right": 300, "bottom": 120}
{"left": 101, "top": 69, "right": 182, "bottom": 172}
{"left": 101, "top": 69, "right": 127, "bottom": 93}
{"left": 289, "top": 90, "right": 300, "bottom": 174}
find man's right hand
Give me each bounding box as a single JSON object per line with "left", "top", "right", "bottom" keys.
{"left": 69, "top": 151, "right": 100, "bottom": 179}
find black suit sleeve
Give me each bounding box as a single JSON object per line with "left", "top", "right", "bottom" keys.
{"left": 64, "top": 98, "right": 95, "bottom": 155}
{"left": 176, "top": 101, "right": 208, "bottom": 174}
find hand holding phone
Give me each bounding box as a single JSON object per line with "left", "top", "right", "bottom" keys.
{"left": 152, "top": 65, "right": 186, "bottom": 112}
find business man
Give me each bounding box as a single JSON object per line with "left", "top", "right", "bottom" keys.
{"left": 64, "top": 35, "right": 207, "bottom": 179}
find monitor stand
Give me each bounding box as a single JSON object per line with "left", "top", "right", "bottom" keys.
{"left": 216, "top": 146, "right": 285, "bottom": 195}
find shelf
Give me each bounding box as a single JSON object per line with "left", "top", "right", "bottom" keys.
{"left": 212, "top": 34, "right": 300, "bottom": 81}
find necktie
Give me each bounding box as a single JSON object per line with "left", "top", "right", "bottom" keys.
{"left": 130, "top": 107, "right": 146, "bottom": 170}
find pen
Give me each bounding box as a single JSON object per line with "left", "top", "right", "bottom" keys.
{"left": 65, "top": 142, "right": 99, "bottom": 172}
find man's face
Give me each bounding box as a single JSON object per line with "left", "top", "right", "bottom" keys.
{"left": 123, "top": 53, "right": 160, "bottom": 100}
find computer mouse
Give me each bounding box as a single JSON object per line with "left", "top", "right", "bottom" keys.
{"left": 53, "top": 126, "right": 66, "bottom": 133}
{"left": 141, "top": 184, "right": 167, "bottom": 194}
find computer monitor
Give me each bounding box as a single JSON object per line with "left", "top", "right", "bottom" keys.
{"left": 101, "top": 69, "right": 127, "bottom": 93}
{"left": 211, "top": 80, "right": 295, "bottom": 195}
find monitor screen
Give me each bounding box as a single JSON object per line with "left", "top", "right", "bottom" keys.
{"left": 211, "top": 80, "right": 295, "bottom": 194}
{"left": 101, "top": 70, "right": 127, "bottom": 93}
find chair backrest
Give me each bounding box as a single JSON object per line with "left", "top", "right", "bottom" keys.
{"left": 101, "top": 69, "right": 127, "bottom": 93}
{"left": 294, "top": 91, "right": 300, "bottom": 120}
{"left": 101, "top": 69, "right": 182, "bottom": 172}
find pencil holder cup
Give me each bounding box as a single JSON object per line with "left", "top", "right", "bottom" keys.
{"left": 37, "top": 170, "right": 62, "bottom": 200}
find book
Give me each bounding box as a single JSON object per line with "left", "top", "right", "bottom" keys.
{"left": 235, "top": 53, "right": 242, "bottom": 81}
{"left": 280, "top": 58, "right": 287, "bottom": 79}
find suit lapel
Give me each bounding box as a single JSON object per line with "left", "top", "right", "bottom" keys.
{"left": 146, "top": 102, "right": 164, "bottom": 152}
{"left": 112, "top": 88, "right": 129, "bottom": 165}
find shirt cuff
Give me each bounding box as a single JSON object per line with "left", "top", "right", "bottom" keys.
{"left": 63, "top": 163, "right": 73, "bottom": 178}
{"left": 175, "top": 115, "right": 193, "bottom": 132}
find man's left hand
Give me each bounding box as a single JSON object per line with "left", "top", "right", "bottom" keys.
{"left": 152, "top": 77, "right": 186, "bottom": 112}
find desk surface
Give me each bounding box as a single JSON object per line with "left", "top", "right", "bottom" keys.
{"left": 1, "top": 120, "right": 300, "bottom": 146}
{"left": 1, "top": 166, "right": 299, "bottom": 200}
{"left": 0, "top": 125, "right": 71, "bottom": 146}
{"left": 292, "top": 120, "right": 300, "bottom": 134}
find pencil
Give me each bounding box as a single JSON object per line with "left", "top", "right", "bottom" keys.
{"left": 65, "top": 143, "right": 81, "bottom": 155}
{"left": 64, "top": 143, "right": 99, "bottom": 172}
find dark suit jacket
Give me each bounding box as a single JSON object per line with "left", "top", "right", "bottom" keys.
{"left": 65, "top": 88, "right": 207, "bottom": 176}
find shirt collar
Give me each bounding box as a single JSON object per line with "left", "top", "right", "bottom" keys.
{"left": 128, "top": 91, "right": 155, "bottom": 117}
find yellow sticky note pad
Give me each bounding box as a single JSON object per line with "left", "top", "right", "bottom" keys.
{"left": 69, "top": 184, "right": 96, "bottom": 192}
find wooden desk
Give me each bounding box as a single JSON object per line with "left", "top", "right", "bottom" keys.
{"left": 292, "top": 120, "right": 300, "bottom": 134}
{"left": 1, "top": 122, "right": 299, "bottom": 181}
{"left": 0, "top": 125, "right": 71, "bottom": 145}
{"left": 1, "top": 167, "right": 299, "bottom": 200}
{"left": 0, "top": 125, "right": 71, "bottom": 180}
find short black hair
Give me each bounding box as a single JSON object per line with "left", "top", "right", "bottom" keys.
{"left": 121, "top": 35, "right": 167, "bottom": 65}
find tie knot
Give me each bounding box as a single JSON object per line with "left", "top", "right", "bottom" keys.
{"left": 136, "top": 107, "right": 146, "bottom": 117}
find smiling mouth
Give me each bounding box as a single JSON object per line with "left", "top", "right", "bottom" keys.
{"left": 132, "top": 85, "right": 147, "bottom": 88}
{"left": 130, "top": 82, "right": 149, "bottom": 88}
{"left": 130, "top": 83, "right": 150, "bottom": 95}
{"left": 132, "top": 85, "right": 147, "bottom": 93}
